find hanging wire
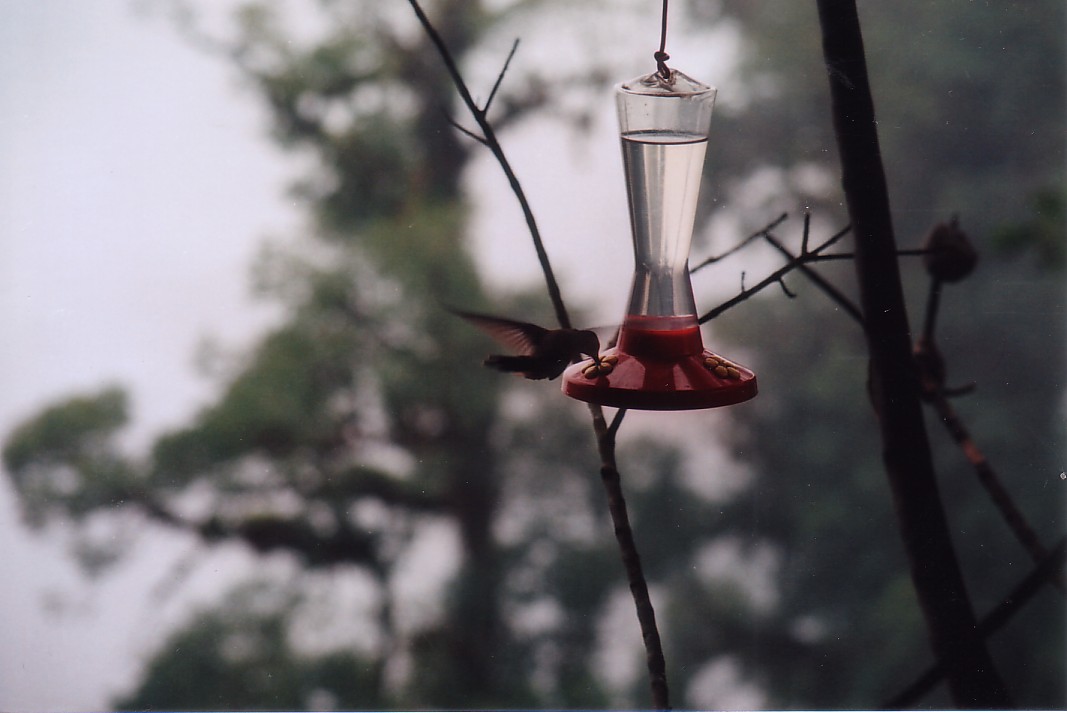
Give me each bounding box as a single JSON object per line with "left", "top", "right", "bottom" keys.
{"left": 654, "top": 0, "right": 671, "bottom": 78}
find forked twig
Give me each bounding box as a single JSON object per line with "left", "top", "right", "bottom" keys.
{"left": 762, "top": 232, "right": 864, "bottom": 324}
{"left": 443, "top": 113, "right": 489, "bottom": 145}
{"left": 407, "top": 0, "right": 571, "bottom": 330}
{"left": 916, "top": 274, "right": 1066, "bottom": 595}
{"left": 690, "top": 212, "right": 789, "bottom": 272}
{"left": 698, "top": 224, "right": 851, "bottom": 323}
{"left": 484, "top": 39, "right": 520, "bottom": 114}
{"left": 927, "top": 387, "right": 1067, "bottom": 596}
{"left": 588, "top": 403, "right": 669, "bottom": 709}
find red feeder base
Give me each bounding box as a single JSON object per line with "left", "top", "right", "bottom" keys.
{"left": 561, "top": 320, "right": 757, "bottom": 410}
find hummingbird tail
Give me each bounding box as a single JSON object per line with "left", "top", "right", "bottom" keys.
{"left": 483, "top": 355, "right": 535, "bottom": 372}
{"left": 483, "top": 354, "right": 563, "bottom": 380}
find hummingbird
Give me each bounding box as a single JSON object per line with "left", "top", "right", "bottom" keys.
{"left": 449, "top": 309, "right": 602, "bottom": 380}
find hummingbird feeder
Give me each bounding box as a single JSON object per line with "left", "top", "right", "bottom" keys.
{"left": 562, "top": 68, "right": 757, "bottom": 410}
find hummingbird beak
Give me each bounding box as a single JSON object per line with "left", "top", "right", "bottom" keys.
{"left": 575, "top": 331, "right": 603, "bottom": 369}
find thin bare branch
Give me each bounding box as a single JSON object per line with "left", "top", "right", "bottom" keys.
{"left": 607, "top": 408, "right": 628, "bottom": 440}
{"left": 762, "top": 233, "right": 865, "bottom": 325}
{"left": 928, "top": 388, "right": 1067, "bottom": 594}
{"left": 885, "top": 537, "right": 1067, "bottom": 709}
{"left": 920, "top": 277, "right": 943, "bottom": 346}
{"left": 588, "top": 403, "right": 670, "bottom": 710}
{"left": 916, "top": 277, "right": 1066, "bottom": 595}
{"left": 806, "top": 247, "right": 929, "bottom": 263}
{"left": 483, "top": 38, "right": 520, "bottom": 114}
{"left": 407, "top": 0, "right": 571, "bottom": 329}
{"left": 444, "top": 113, "right": 489, "bottom": 145}
{"left": 698, "top": 226, "right": 851, "bottom": 323}
{"left": 690, "top": 212, "right": 789, "bottom": 273}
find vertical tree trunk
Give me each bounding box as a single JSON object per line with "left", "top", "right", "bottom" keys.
{"left": 813, "top": 1, "right": 1010, "bottom": 707}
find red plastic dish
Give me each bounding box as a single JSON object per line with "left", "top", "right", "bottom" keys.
{"left": 561, "top": 320, "right": 757, "bottom": 410}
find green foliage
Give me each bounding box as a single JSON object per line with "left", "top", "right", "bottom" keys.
{"left": 993, "top": 186, "right": 1066, "bottom": 269}
{"left": 3, "top": 386, "right": 137, "bottom": 527}
{"left": 4, "top": 386, "right": 126, "bottom": 472}
{"left": 713, "top": 0, "right": 1066, "bottom": 243}
{"left": 115, "top": 583, "right": 388, "bottom": 711}
{"left": 153, "top": 322, "right": 360, "bottom": 481}
{"left": 5, "top": 1, "right": 527, "bottom": 706}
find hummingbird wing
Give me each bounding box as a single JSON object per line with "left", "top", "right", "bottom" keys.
{"left": 448, "top": 309, "right": 548, "bottom": 355}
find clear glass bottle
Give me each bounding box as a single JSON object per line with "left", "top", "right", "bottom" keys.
{"left": 617, "top": 70, "right": 715, "bottom": 347}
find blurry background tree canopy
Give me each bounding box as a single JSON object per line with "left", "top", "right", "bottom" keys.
{"left": 3, "top": 0, "right": 1063, "bottom": 709}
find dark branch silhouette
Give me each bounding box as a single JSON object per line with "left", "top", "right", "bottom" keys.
{"left": 697, "top": 224, "right": 851, "bottom": 323}
{"left": 589, "top": 404, "right": 670, "bottom": 710}
{"left": 406, "top": 0, "right": 571, "bottom": 331}
{"left": 690, "top": 212, "right": 789, "bottom": 272}
{"left": 761, "top": 231, "right": 864, "bottom": 324}
{"left": 913, "top": 220, "right": 1066, "bottom": 596}
{"left": 885, "top": 537, "right": 1067, "bottom": 709}
{"left": 815, "top": 0, "right": 1009, "bottom": 705}
{"left": 484, "top": 39, "right": 520, "bottom": 114}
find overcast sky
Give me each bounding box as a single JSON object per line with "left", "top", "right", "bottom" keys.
{"left": 0, "top": 2, "right": 300, "bottom": 708}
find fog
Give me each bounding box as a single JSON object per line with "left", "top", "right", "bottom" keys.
{"left": 0, "top": 3, "right": 294, "bottom": 708}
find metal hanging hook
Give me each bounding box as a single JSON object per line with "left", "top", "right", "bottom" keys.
{"left": 655, "top": 0, "right": 671, "bottom": 79}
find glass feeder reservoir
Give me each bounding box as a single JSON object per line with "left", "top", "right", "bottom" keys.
{"left": 562, "top": 69, "right": 757, "bottom": 410}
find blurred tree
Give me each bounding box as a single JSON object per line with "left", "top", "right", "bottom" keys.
{"left": 3, "top": 0, "right": 604, "bottom": 708}
{"left": 4, "top": 0, "right": 1064, "bottom": 709}
{"left": 132, "top": 0, "right": 534, "bottom": 701}
{"left": 6, "top": 1, "right": 730, "bottom": 709}
{"left": 707, "top": 0, "right": 1065, "bottom": 244}
{"left": 114, "top": 582, "right": 388, "bottom": 711}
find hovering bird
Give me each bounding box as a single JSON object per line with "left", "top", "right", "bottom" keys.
{"left": 449, "top": 309, "right": 602, "bottom": 380}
